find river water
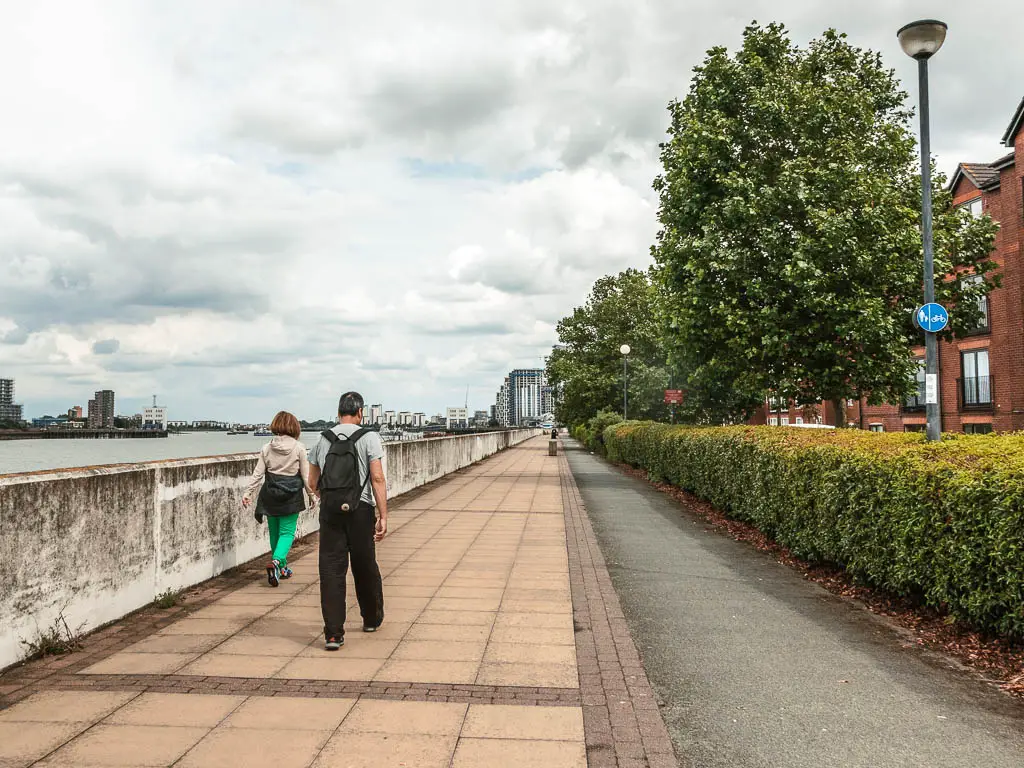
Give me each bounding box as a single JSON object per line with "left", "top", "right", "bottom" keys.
{"left": 0, "top": 432, "right": 309, "bottom": 475}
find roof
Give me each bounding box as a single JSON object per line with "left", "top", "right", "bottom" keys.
{"left": 1001, "top": 96, "right": 1024, "bottom": 147}
{"left": 960, "top": 163, "right": 1001, "bottom": 190}
{"left": 949, "top": 160, "right": 1003, "bottom": 193}
{"left": 992, "top": 150, "right": 1015, "bottom": 170}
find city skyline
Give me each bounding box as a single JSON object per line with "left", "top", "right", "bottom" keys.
{"left": 8, "top": 374, "right": 494, "bottom": 427}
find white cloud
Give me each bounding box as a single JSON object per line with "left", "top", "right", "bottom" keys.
{"left": 0, "top": 0, "right": 1019, "bottom": 420}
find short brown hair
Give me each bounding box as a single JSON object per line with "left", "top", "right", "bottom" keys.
{"left": 270, "top": 411, "right": 301, "bottom": 439}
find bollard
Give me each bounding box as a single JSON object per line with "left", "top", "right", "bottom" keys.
{"left": 548, "top": 439, "right": 557, "bottom": 456}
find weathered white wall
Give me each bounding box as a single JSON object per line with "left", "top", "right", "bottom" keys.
{"left": 0, "top": 430, "right": 538, "bottom": 670}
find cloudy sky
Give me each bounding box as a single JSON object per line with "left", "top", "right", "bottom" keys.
{"left": 1, "top": 0, "right": 1019, "bottom": 422}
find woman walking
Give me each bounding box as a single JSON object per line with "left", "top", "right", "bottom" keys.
{"left": 242, "top": 411, "right": 315, "bottom": 587}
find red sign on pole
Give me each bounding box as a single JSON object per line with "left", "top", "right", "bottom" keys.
{"left": 664, "top": 389, "right": 684, "bottom": 405}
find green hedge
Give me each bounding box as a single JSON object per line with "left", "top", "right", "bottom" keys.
{"left": 604, "top": 422, "right": 1024, "bottom": 638}
{"left": 572, "top": 409, "right": 623, "bottom": 453}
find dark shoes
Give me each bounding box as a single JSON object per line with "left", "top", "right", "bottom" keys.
{"left": 362, "top": 624, "right": 380, "bottom": 633}
{"left": 325, "top": 637, "right": 344, "bottom": 651}
{"left": 266, "top": 560, "right": 280, "bottom": 588}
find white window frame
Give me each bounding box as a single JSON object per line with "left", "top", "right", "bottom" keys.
{"left": 960, "top": 274, "right": 990, "bottom": 331}
{"left": 963, "top": 197, "right": 983, "bottom": 218}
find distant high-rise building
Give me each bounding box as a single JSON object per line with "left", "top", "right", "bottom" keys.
{"left": 495, "top": 377, "right": 511, "bottom": 427}
{"left": 368, "top": 404, "right": 383, "bottom": 425}
{"left": 384, "top": 410, "right": 396, "bottom": 426}
{"left": 492, "top": 370, "right": 552, "bottom": 426}
{"left": 68, "top": 405, "right": 83, "bottom": 419}
{"left": 509, "top": 369, "right": 550, "bottom": 425}
{"left": 88, "top": 390, "right": 115, "bottom": 429}
{"left": 0, "top": 377, "right": 23, "bottom": 424}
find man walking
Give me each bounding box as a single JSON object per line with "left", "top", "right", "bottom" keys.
{"left": 308, "top": 391, "right": 387, "bottom": 650}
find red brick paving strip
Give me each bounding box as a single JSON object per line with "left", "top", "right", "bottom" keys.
{"left": 559, "top": 448, "right": 679, "bottom": 768}
{"left": 11, "top": 673, "right": 580, "bottom": 706}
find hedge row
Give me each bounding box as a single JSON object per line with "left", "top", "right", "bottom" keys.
{"left": 603, "top": 422, "right": 1024, "bottom": 639}
{"left": 572, "top": 409, "right": 623, "bottom": 453}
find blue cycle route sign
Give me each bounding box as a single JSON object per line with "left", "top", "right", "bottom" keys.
{"left": 916, "top": 303, "right": 949, "bottom": 333}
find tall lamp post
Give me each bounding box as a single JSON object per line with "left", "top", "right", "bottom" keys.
{"left": 620, "top": 344, "right": 631, "bottom": 419}
{"left": 898, "top": 19, "right": 948, "bottom": 442}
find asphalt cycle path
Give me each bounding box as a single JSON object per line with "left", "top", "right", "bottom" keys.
{"left": 564, "top": 441, "right": 1024, "bottom": 768}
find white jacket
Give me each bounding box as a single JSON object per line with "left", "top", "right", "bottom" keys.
{"left": 243, "top": 435, "right": 312, "bottom": 502}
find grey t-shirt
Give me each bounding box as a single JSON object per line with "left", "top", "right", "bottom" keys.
{"left": 308, "top": 424, "right": 385, "bottom": 506}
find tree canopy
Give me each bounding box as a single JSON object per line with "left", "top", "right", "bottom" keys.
{"left": 547, "top": 269, "right": 672, "bottom": 428}
{"left": 652, "top": 23, "right": 999, "bottom": 422}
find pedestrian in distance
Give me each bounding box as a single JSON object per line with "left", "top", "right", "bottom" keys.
{"left": 308, "top": 391, "right": 388, "bottom": 651}
{"left": 242, "top": 411, "right": 316, "bottom": 588}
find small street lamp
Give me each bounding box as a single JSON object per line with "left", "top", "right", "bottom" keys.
{"left": 620, "top": 344, "right": 631, "bottom": 419}
{"left": 898, "top": 19, "right": 947, "bottom": 442}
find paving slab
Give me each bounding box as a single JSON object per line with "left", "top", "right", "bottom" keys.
{"left": 2, "top": 437, "right": 674, "bottom": 766}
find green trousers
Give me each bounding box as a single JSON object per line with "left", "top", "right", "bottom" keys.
{"left": 268, "top": 513, "right": 299, "bottom": 567}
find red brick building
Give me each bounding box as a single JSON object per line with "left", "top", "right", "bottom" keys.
{"left": 753, "top": 97, "right": 1024, "bottom": 434}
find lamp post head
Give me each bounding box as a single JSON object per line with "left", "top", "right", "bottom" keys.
{"left": 620, "top": 344, "right": 631, "bottom": 356}
{"left": 897, "top": 19, "right": 947, "bottom": 60}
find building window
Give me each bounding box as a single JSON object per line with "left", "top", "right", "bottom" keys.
{"left": 962, "top": 197, "right": 983, "bottom": 218}
{"left": 960, "top": 274, "right": 990, "bottom": 333}
{"left": 795, "top": 417, "right": 804, "bottom": 425}
{"left": 959, "top": 349, "right": 993, "bottom": 409}
{"left": 780, "top": 416, "right": 789, "bottom": 426}
{"left": 904, "top": 358, "right": 926, "bottom": 412}
{"left": 904, "top": 424, "right": 927, "bottom": 433}
{"left": 964, "top": 423, "right": 993, "bottom": 435}
{"left": 869, "top": 424, "right": 884, "bottom": 433}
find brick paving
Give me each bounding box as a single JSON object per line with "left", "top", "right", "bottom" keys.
{"left": 0, "top": 437, "right": 677, "bottom": 767}
{"left": 560, "top": 448, "right": 678, "bottom": 768}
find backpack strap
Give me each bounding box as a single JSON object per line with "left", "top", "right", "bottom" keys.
{"left": 346, "top": 427, "right": 370, "bottom": 445}
{"left": 346, "top": 428, "right": 372, "bottom": 495}
{"left": 320, "top": 428, "right": 369, "bottom": 445}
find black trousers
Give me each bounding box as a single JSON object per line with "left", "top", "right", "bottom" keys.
{"left": 319, "top": 501, "right": 384, "bottom": 639}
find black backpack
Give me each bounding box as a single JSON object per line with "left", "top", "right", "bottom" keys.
{"left": 318, "top": 428, "right": 370, "bottom": 513}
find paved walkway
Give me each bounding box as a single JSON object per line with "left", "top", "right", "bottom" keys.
{"left": 565, "top": 441, "right": 1024, "bottom": 768}
{"left": 0, "top": 438, "right": 674, "bottom": 767}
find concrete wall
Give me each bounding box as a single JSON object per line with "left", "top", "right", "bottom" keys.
{"left": 0, "top": 429, "right": 538, "bottom": 670}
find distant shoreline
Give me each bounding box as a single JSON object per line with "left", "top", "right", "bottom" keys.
{"left": 0, "top": 430, "right": 168, "bottom": 441}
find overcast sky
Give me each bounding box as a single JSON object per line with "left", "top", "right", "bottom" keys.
{"left": 1, "top": 0, "right": 1020, "bottom": 422}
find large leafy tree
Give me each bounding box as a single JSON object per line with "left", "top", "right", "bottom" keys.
{"left": 653, "top": 23, "right": 999, "bottom": 424}
{"left": 547, "top": 269, "right": 672, "bottom": 428}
